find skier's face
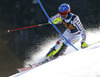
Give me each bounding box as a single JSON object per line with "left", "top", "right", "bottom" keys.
{"left": 61, "top": 13, "right": 68, "bottom": 19}
{"left": 59, "top": 11, "right": 68, "bottom": 19}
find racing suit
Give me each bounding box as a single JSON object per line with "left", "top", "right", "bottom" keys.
{"left": 45, "top": 13, "right": 86, "bottom": 60}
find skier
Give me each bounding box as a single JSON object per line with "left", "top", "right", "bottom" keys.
{"left": 42, "top": 3, "right": 88, "bottom": 63}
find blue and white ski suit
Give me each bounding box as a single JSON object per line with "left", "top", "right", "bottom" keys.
{"left": 50, "top": 13, "right": 86, "bottom": 51}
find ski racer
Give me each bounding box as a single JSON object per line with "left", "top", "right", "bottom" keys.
{"left": 42, "top": 3, "right": 88, "bottom": 63}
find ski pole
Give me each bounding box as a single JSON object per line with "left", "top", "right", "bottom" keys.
{"left": 8, "top": 23, "right": 49, "bottom": 32}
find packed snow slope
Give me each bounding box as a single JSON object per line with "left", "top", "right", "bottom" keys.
{"left": 10, "top": 30, "right": 100, "bottom": 77}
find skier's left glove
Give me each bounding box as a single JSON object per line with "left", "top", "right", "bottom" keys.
{"left": 81, "top": 42, "right": 88, "bottom": 48}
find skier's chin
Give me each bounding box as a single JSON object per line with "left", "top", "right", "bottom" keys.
{"left": 61, "top": 14, "right": 68, "bottom": 19}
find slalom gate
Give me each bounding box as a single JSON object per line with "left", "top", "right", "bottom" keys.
{"left": 37, "top": 0, "right": 78, "bottom": 51}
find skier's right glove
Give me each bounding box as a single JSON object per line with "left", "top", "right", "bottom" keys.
{"left": 49, "top": 18, "right": 62, "bottom": 24}
{"left": 81, "top": 42, "right": 88, "bottom": 48}
{"left": 53, "top": 18, "right": 62, "bottom": 24}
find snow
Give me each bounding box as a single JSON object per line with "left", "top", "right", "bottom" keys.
{"left": 10, "top": 30, "right": 100, "bottom": 77}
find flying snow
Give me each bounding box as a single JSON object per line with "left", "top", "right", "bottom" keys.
{"left": 10, "top": 29, "right": 100, "bottom": 77}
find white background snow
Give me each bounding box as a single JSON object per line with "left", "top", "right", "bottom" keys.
{"left": 10, "top": 29, "right": 100, "bottom": 77}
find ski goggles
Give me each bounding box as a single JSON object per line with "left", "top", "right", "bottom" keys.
{"left": 59, "top": 9, "right": 70, "bottom": 15}
{"left": 59, "top": 11, "right": 68, "bottom": 15}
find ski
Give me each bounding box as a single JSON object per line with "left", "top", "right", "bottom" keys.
{"left": 17, "top": 62, "right": 42, "bottom": 73}
{"left": 17, "top": 55, "right": 63, "bottom": 73}
{"left": 88, "top": 41, "right": 100, "bottom": 47}
{"left": 17, "top": 41, "right": 100, "bottom": 73}
{"left": 18, "top": 66, "right": 32, "bottom": 73}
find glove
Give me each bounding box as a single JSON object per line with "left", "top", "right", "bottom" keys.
{"left": 53, "top": 18, "right": 62, "bottom": 24}
{"left": 81, "top": 42, "right": 88, "bottom": 48}
{"left": 48, "top": 18, "right": 62, "bottom": 24}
